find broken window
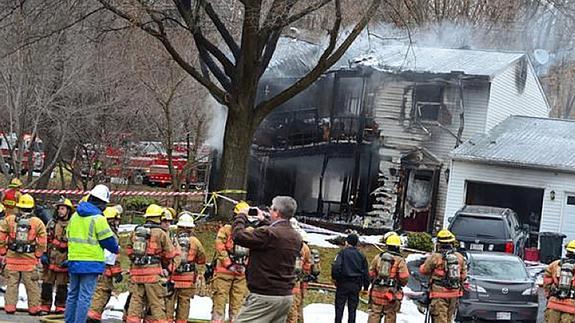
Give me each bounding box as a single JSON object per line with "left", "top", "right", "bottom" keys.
{"left": 413, "top": 84, "right": 451, "bottom": 124}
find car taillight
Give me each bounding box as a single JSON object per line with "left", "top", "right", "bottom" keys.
{"left": 505, "top": 241, "right": 514, "bottom": 254}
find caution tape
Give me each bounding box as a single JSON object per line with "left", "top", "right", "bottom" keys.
{"left": 0, "top": 188, "right": 246, "bottom": 197}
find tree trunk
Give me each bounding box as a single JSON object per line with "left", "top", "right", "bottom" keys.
{"left": 215, "top": 104, "right": 254, "bottom": 220}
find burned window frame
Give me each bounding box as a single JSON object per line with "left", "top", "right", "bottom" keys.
{"left": 411, "top": 83, "right": 452, "bottom": 125}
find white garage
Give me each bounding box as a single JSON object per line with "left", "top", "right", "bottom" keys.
{"left": 443, "top": 116, "right": 575, "bottom": 248}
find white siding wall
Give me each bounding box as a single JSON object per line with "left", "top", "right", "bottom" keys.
{"left": 485, "top": 60, "right": 549, "bottom": 130}
{"left": 424, "top": 82, "right": 491, "bottom": 228}
{"left": 444, "top": 160, "right": 575, "bottom": 240}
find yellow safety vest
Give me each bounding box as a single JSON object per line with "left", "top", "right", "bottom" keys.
{"left": 67, "top": 212, "right": 114, "bottom": 262}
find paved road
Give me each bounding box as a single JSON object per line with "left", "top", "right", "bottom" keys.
{"left": 0, "top": 312, "right": 44, "bottom": 322}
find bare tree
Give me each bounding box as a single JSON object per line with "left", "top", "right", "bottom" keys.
{"left": 95, "top": 0, "right": 383, "bottom": 216}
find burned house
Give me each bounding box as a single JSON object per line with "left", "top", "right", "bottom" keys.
{"left": 248, "top": 38, "right": 549, "bottom": 232}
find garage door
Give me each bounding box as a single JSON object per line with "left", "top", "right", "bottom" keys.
{"left": 561, "top": 195, "right": 575, "bottom": 248}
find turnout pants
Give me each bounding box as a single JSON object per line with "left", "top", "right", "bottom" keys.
{"left": 41, "top": 270, "right": 68, "bottom": 313}
{"left": 235, "top": 293, "right": 293, "bottom": 323}
{"left": 211, "top": 273, "right": 247, "bottom": 322}
{"left": 286, "top": 290, "right": 304, "bottom": 323}
{"left": 367, "top": 301, "right": 401, "bottom": 323}
{"left": 5, "top": 269, "right": 41, "bottom": 314}
{"left": 335, "top": 280, "right": 362, "bottom": 323}
{"left": 88, "top": 275, "right": 114, "bottom": 321}
{"left": 430, "top": 297, "right": 458, "bottom": 323}
{"left": 126, "top": 282, "right": 168, "bottom": 323}
{"left": 166, "top": 287, "right": 196, "bottom": 323}
{"left": 545, "top": 309, "right": 575, "bottom": 323}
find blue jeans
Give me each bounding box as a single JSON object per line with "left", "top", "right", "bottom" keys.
{"left": 65, "top": 273, "right": 99, "bottom": 323}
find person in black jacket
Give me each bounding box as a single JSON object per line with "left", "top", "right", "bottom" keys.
{"left": 331, "top": 233, "right": 370, "bottom": 323}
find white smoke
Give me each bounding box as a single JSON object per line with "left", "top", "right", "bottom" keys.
{"left": 204, "top": 95, "right": 228, "bottom": 153}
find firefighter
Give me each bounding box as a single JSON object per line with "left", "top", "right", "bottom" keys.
{"left": 0, "top": 194, "right": 47, "bottom": 315}
{"left": 166, "top": 211, "right": 206, "bottom": 323}
{"left": 419, "top": 229, "right": 467, "bottom": 323}
{"left": 544, "top": 240, "right": 575, "bottom": 322}
{"left": 1, "top": 178, "right": 23, "bottom": 216}
{"left": 287, "top": 218, "right": 320, "bottom": 323}
{"left": 40, "top": 197, "right": 74, "bottom": 315}
{"left": 87, "top": 206, "right": 124, "bottom": 323}
{"left": 211, "top": 202, "right": 250, "bottom": 323}
{"left": 125, "top": 203, "right": 176, "bottom": 323}
{"left": 367, "top": 234, "right": 409, "bottom": 323}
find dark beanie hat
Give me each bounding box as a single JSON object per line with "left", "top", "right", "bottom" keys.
{"left": 347, "top": 233, "right": 359, "bottom": 246}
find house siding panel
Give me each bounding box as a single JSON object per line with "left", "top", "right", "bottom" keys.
{"left": 486, "top": 60, "right": 549, "bottom": 130}
{"left": 444, "top": 160, "right": 568, "bottom": 240}
{"left": 423, "top": 82, "right": 491, "bottom": 229}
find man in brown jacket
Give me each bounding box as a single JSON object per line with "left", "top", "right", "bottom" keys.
{"left": 232, "top": 196, "right": 303, "bottom": 323}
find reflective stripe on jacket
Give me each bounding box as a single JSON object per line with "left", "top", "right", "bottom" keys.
{"left": 67, "top": 212, "right": 113, "bottom": 262}
{"left": 368, "top": 253, "right": 409, "bottom": 305}
{"left": 126, "top": 226, "right": 176, "bottom": 283}
{"left": 0, "top": 214, "right": 47, "bottom": 271}
{"left": 419, "top": 251, "right": 467, "bottom": 299}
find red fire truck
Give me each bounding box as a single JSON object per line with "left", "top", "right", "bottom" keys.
{"left": 81, "top": 140, "right": 211, "bottom": 189}
{"left": 0, "top": 132, "right": 45, "bottom": 174}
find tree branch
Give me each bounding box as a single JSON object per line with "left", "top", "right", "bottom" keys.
{"left": 98, "top": 0, "right": 227, "bottom": 104}
{"left": 201, "top": 1, "right": 240, "bottom": 60}
{"left": 255, "top": 0, "right": 380, "bottom": 121}
{"left": 283, "top": 0, "right": 333, "bottom": 26}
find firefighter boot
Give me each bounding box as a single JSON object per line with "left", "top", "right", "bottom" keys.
{"left": 40, "top": 282, "right": 54, "bottom": 313}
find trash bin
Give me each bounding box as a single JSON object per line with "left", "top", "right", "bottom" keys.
{"left": 539, "top": 232, "right": 566, "bottom": 264}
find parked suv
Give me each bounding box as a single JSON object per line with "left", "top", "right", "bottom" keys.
{"left": 448, "top": 205, "right": 529, "bottom": 258}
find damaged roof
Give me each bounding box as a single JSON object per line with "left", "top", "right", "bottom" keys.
{"left": 263, "top": 35, "right": 526, "bottom": 79}
{"left": 347, "top": 46, "right": 524, "bottom": 78}
{"left": 452, "top": 116, "right": 575, "bottom": 173}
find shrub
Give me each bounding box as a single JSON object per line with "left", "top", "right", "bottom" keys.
{"left": 122, "top": 196, "right": 159, "bottom": 212}
{"left": 407, "top": 232, "right": 433, "bottom": 252}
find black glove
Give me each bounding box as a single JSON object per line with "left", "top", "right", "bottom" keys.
{"left": 114, "top": 274, "right": 123, "bottom": 284}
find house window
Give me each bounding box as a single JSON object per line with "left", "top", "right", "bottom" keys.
{"left": 567, "top": 196, "right": 575, "bottom": 205}
{"left": 413, "top": 84, "right": 447, "bottom": 123}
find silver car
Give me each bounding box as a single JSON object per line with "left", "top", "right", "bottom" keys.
{"left": 457, "top": 252, "right": 539, "bottom": 323}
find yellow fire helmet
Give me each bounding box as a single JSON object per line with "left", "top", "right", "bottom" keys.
{"left": 56, "top": 198, "right": 75, "bottom": 212}
{"left": 383, "top": 231, "right": 399, "bottom": 241}
{"left": 566, "top": 240, "right": 575, "bottom": 253}
{"left": 436, "top": 229, "right": 456, "bottom": 244}
{"left": 16, "top": 194, "right": 35, "bottom": 209}
{"left": 145, "top": 204, "right": 163, "bottom": 223}
{"left": 8, "top": 178, "right": 22, "bottom": 188}
{"left": 161, "top": 208, "right": 174, "bottom": 222}
{"left": 385, "top": 234, "right": 402, "bottom": 247}
{"left": 234, "top": 201, "right": 250, "bottom": 215}
{"left": 104, "top": 206, "right": 121, "bottom": 220}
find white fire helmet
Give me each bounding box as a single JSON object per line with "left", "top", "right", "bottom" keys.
{"left": 177, "top": 212, "right": 196, "bottom": 228}
{"left": 90, "top": 184, "right": 110, "bottom": 203}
